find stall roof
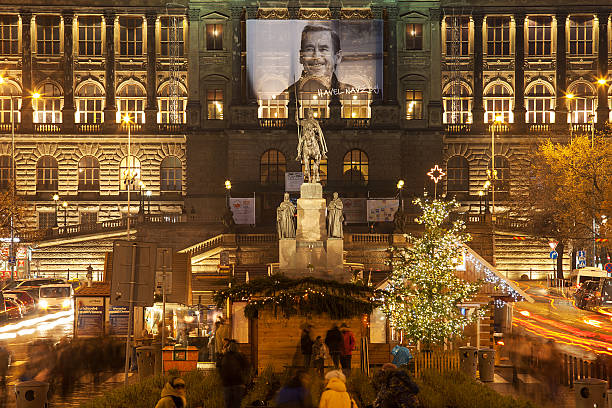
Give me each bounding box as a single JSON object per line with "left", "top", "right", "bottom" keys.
{"left": 74, "top": 282, "right": 111, "bottom": 297}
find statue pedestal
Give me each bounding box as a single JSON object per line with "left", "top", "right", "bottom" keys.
{"left": 296, "top": 183, "right": 326, "bottom": 241}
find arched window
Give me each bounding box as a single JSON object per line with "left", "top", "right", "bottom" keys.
{"left": 446, "top": 156, "right": 469, "bottom": 192}
{"left": 0, "top": 81, "right": 20, "bottom": 124}
{"left": 484, "top": 83, "right": 513, "bottom": 123}
{"left": 116, "top": 82, "right": 146, "bottom": 123}
{"left": 34, "top": 83, "right": 63, "bottom": 123}
{"left": 302, "top": 159, "right": 327, "bottom": 186}
{"left": 36, "top": 155, "right": 58, "bottom": 191}
{"left": 160, "top": 156, "right": 182, "bottom": 191}
{"left": 119, "top": 156, "right": 141, "bottom": 191}
{"left": 78, "top": 156, "right": 100, "bottom": 191}
{"left": 488, "top": 155, "right": 510, "bottom": 193}
{"left": 260, "top": 149, "right": 286, "bottom": 185}
{"left": 158, "top": 83, "right": 187, "bottom": 124}
{"left": 76, "top": 83, "right": 104, "bottom": 123}
{"left": 0, "top": 155, "right": 13, "bottom": 190}
{"left": 567, "top": 82, "right": 596, "bottom": 123}
{"left": 343, "top": 149, "right": 368, "bottom": 185}
{"left": 443, "top": 83, "right": 472, "bottom": 124}
{"left": 526, "top": 82, "right": 555, "bottom": 123}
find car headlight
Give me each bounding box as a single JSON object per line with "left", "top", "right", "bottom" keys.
{"left": 39, "top": 300, "right": 48, "bottom": 309}
{"left": 62, "top": 299, "right": 71, "bottom": 308}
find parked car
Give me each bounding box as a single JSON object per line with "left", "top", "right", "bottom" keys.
{"left": 574, "top": 278, "right": 612, "bottom": 311}
{"left": 2, "top": 291, "right": 36, "bottom": 315}
{"left": 15, "top": 279, "right": 67, "bottom": 302}
{"left": 4, "top": 298, "right": 22, "bottom": 320}
{"left": 38, "top": 284, "right": 73, "bottom": 312}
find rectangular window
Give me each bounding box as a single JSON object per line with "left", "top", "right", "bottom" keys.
{"left": 36, "top": 16, "right": 60, "bottom": 55}
{"left": 206, "top": 24, "right": 223, "bottom": 50}
{"left": 445, "top": 17, "right": 469, "bottom": 56}
{"left": 0, "top": 97, "right": 19, "bottom": 124}
{"left": 38, "top": 211, "right": 57, "bottom": 229}
{"left": 160, "top": 17, "right": 184, "bottom": 57}
{"left": 527, "top": 16, "right": 552, "bottom": 56}
{"left": 341, "top": 94, "right": 371, "bottom": 119}
{"left": 119, "top": 17, "right": 143, "bottom": 56}
{"left": 258, "top": 95, "right": 288, "bottom": 119}
{"left": 77, "top": 98, "right": 103, "bottom": 123}
{"left": 299, "top": 92, "right": 329, "bottom": 119}
{"left": 569, "top": 16, "right": 593, "bottom": 55}
{"left": 406, "top": 90, "right": 423, "bottom": 120}
{"left": 80, "top": 212, "right": 98, "bottom": 224}
{"left": 405, "top": 23, "right": 423, "bottom": 50}
{"left": 486, "top": 17, "right": 510, "bottom": 56}
{"left": 207, "top": 89, "right": 224, "bottom": 120}
{"left": 78, "top": 16, "right": 102, "bottom": 56}
{"left": 0, "top": 15, "right": 18, "bottom": 55}
{"left": 159, "top": 98, "right": 186, "bottom": 123}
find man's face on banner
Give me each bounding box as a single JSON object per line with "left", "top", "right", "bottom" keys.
{"left": 299, "top": 29, "right": 341, "bottom": 79}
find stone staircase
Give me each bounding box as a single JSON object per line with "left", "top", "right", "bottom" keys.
{"left": 493, "top": 232, "right": 571, "bottom": 280}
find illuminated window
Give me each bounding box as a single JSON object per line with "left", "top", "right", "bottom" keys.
{"left": 526, "top": 83, "right": 554, "bottom": 123}
{"left": 302, "top": 159, "right": 327, "bottom": 186}
{"left": 445, "top": 16, "right": 469, "bottom": 56}
{"left": 300, "top": 92, "right": 328, "bottom": 119}
{"left": 258, "top": 93, "right": 288, "bottom": 119}
{"left": 36, "top": 155, "right": 58, "bottom": 192}
{"left": 0, "top": 15, "right": 19, "bottom": 55}
{"left": 343, "top": 150, "right": 368, "bottom": 185}
{"left": 207, "top": 89, "right": 224, "bottom": 120}
{"left": 405, "top": 23, "right": 423, "bottom": 50}
{"left": 78, "top": 156, "right": 100, "bottom": 191}
{"left": 119, "top": 156, "right": 141, "bottom": 191}
{"left": 76, "top": 83, "right": 104, "bottom": 123}
{"left": 569, "top": 16, "right": 593, "bottom": 55}
{"left": 443, "top": 83, "right": 472, "bottom": 124}
{"left": 80, "top": 211, "right": 98, "bottom": 224}
{"left": 0, "top": 155, "right": 12, "bottom": 190}
{"left": 567, "top": 83, "right": 596, "bottom": 124}
{"left": 78, "top": 16, "right": 102, "bottom": 56}
{"left": 484, "top": 83, "right": 513, "bottom": 123}
{"left": 486, "top": 17, "right": 510, "bottom": 56}
{"left": 488, "top": 155, "right": 510, "bottom": 192}
{"left": 0, "top": 81, "right": 20, "bottom": 124}
{"left": 36, "top": 16, "right": 60, "bottom": 55}
{"left": 527, "top": 16, "right": 552, "bottom": 56}
{"left": 34, "top": 83, "right": 63, "bottom": 124}
{"left": 206, "top": 24, "right": 223, "bottom": 50}
{"left": 446, "top": 156, "right": 469, "bottom": 193}
{"left": 119, "top": 17, "right": 143, "bottom": 56}
{"left": 160, "top": 156, "right": 182, "bottom": 191}
{"left": 38, "top": 211, "right": 56, "bottom": 229}
{"left": 158, "top": 83, "right": 187, "bottom": 124}
{"left": 342, "top": 93, "right": 370, "bottom": 119}
{"left": 260, "top": 149, "right": 286, "bottom": 185}
{"left": 117, "top": 83, "right": 145, "bottom": 123}
{"left": 160, "top": 16, "right": 184, "bottom": 57}
{"left": 405, "top": 90, "right": 423, "bottom": 120}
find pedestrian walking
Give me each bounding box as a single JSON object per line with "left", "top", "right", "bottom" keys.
{"left": 219, "top": 340, "right": 249, "bottom": 408}
{"left": 373, "top": 363, "right": 419, "bottom": 408}
{"left": 275, "top": 369, "right": 314, "bottom": 408}
{"left": 312, "top": 336, "right": 329, "bottom": 378}
{"left": 340, "top": 323, "right": 355, "bottom": 376}
{"left": 155, "top": 377, "right": 187, "bottom": 408}
{"left": 319, "top": 370, "right": 357, "bottom": 408}
{"left": 324, "top": 324, "right": 343, "bottom": 370}
{"left": 301, "top": 324, "right": 314, "bottom": 369}
{"left": 215, "top": 318, "right": 231, "bottom": 355}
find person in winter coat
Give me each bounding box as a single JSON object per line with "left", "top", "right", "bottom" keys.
{"left": 300, "top": 324, "right": 314, "bottom": 368}
{"left": 373, "top": 363, "right": 419, "bottom": 408}
{"left": 319, "top": 370, "right": 357, "bottom": 408}
{"left": 340, "top": 323, "right": 356, "bottom": 375}
{"left": 324, "top": 324, "right": 343, "bottom": 369}
{"left": 155, "top": 377, "right": 187, "bottom": 408}
{"left": 312, "top": 336, "right": 329, "bottom": 378}
{"left": 219, "top": 340, "right": 249, "bottom": 408}
{"left": 275, "top": 369, "right": 314, "bottom": 408}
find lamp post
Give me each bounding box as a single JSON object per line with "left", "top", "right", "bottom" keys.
{"left": 52, "top": 194, "right": 59, "bottom": 227}
{"left": 62, "top": 201, "right": 68, "bottom": 227}
{"left": 123, "top": 115, "right": 132, "bottom": 240}
{"left": 138, "top": 181, "right": 145, "bottom": 214}
{"left": 146, "top": 190, "right": 152, "bottom": 214}
{"left": 566, "top": 93, "right": 575, "bottom": 140}
{"left": 478, "top": 190, "right": 484, "bottom": 215}
{"left": 224, "top": 179, "right": 232, "bottom": 208}
{"left": 396, "top": 179, "right": 405, "bottom": 211}
{"left": 489, "top": 116, "right": 503, "bottom": 221}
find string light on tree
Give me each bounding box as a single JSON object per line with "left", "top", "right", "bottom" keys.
{"left": 427, "top": 164, "right": 446, "bottom": 199}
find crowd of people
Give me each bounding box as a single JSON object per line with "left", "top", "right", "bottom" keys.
{"left": 301, "top": 323, "right": 357, "bottom": 377}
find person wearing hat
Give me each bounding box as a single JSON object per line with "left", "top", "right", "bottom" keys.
{"left": 319, "top": 370, "right": 357, "bottom": 408}
{"left": 155, "top": 377, "right": 187, "bottom": 408}
{"left": 340, "top": 323, "right": 355, "bottom": 376}
{"left": 300, "top": 323, "right": 314, "bottom": 368}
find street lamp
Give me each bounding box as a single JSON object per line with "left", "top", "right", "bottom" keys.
{"left": 146, "top": 190, "right": 152, "bottom": 214}
{"left": 224, "top": 179, "right": 232, "bottom": 207}
{"left": 123, "top": 114, "right": 133, "bottom": 239}
{"left": 62, "top": 201, "right": 68, "bottom": 227}
{"left": 138, "top": 181, "right": 146, "bottom": 214}
{"left": 52, "top": 194, "right": 59, "bottom": 227}
{"left": 396, "top": 179, "right": 404, "bottom": 210}
{"left": 489, "top": 115, "right": 503, "bottom": 221}
{"left": 478, "top": 190, "right": 484, "bottom": 215}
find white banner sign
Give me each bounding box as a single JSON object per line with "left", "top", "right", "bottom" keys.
{"left": 341, "top": 198, "right": 367, "bottom": 224}
{"left": 230, "top": 198, "right": 256, "bottom": 225}
{"left": 285, "top": 172, "right": 304, "bottom": 192}
{"left": 367, "top": 199, "right": 400, "bottom": 222}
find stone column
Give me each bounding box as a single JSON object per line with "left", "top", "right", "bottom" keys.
{"left": 385, "top": 6, "right": 399, "bottom": 104}
{"left": 62, "top": 11, "right": 75, "bottom": 132}
{"left": 371, "top": 6, "right": 383, "bottom": 105}
{"left": 103, "top": 11, "right": 117, "bottom": 132}
{"left": 230, "top": 5, "right": 243, "bottom": 105}
{"left": 20, "top": 11, "right": 33, "bottom": 132}
{"left": 428, "top": 8, "right": 443, "bottom": 127}
{"left": 186, "top": 8, "right": 201, "bottom": 128}
{"left": 513, "top": 13, "right": 526, "bottom": 132}
{"left": 472, "top": 12, "right": 485, "bottom": 131}
{"left": 145, "top": 12, "right": 158, "bottom": 131}
{"left": 554, "top": 13, "right": 568, "bottom": 128}
{"left": 329, "top": 3, "right": 342, "bottom": 122}
{"left": 596, "top": 12, "right": 609, "bottom": 129}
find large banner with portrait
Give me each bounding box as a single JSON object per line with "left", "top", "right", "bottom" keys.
{"left": 247, "top": 20, "right": 383, "bottom": 100}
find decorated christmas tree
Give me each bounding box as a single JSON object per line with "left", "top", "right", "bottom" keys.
{"left": 381, "top": 198, "right": 483, "bottom": 347}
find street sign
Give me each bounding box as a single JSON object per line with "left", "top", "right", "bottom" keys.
{"left": 578, "top": 259, "right": 587, "bottom": 268}
{"left": 605, "top": 263, "right": 612, "bottom": 274}
{"left": 578, "top": 250, "right": 586, "bottom": 258}
{"left": 110, "top": 241, "right": 157, "bottom": 307}
{"left": 548, "top": 241, "right": 558, "bottom": 250}
{"left": 549, "top": 250, "right": 558, "bottom": 260}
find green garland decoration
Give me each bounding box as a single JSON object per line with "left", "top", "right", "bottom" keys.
{"left": 214, "top": 275, "right": 386, "bottom": 320}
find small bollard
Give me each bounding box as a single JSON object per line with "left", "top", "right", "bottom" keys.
{"left": 15, "top": 380, "right": 49, "bottom": 408}
{"left": 575, "top": 378, "right": 606, "bottom": 408}
{"left": 458, "top": 346, "right": 478, "bottom": 378}
{"left": 477, "top": 348, "right": 496, "bottom": 382}
{"left": 152, "top": 342, "right": 163, "bottom": 375}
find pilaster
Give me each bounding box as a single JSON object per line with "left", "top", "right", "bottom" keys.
{"left": 186, "top": 7, "right": 201, "bottom": 128}
{"left": 103, "top": 11, "right": 117, "bottom": 132}
{"left": 555, "top": 12, "right": 568, "bottom": 128}
{"left": 385, "top": 6, "right": 399, "bottom": 104}
{"left": 62, "top": 11, "right": 75, "bottom": 132}
{"left": 230, "top": 5, "right": 243, "bottom": 104}
{"left": 596, "top": 12, "right": 609, "bottom": 129}
{"left": 428, "top": 8, "right": 443, "bottom": 127}
{"left": 20, "top": 11, "right": 33, "bottom": 132}
{"left": 145, "top": 12, "right": 158, "bottom": 131}
{"left": 472, "top": 12, "right": 485, "bottom": 131}
{"left": 513, "top": 13, "right": 526, "bottom": 132}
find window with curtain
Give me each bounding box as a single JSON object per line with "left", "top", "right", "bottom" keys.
{"left": 443, "top": 83, "right": 472, "bottom": 124}
{"left": 486, "top": 17, "right": 510, "bottom": 56}
{"left": 406, "top": 90, "right": 423, "bottom": 120}
{"left": 343, "top": 150, "right": 368, "bottom": 185}
{"left": 0, "top": 155, "right": 12, "bottom": 190}
{"left": 160, "top": 16, "right": 184, "bottom": 57}
{"left": 206, "top": 24, "right": 223, "bottom": 50}
{"left": 36, "top": 15, "right": 60, "bottom": 55}
{"left": 119, "top": 156, "right": 141, "bottom": 191}
{"left": 117, "top": 83, "right": 146, "bottom": 123}
{"left": 207, "top": 89, "right": 224, "bottom": 120}
{"left": 78, "top": 16, "right": 102, "bottom": 56}
{"left": 526, "top": 83, "right": 554, "bottom": 123}
{"left": 569, "top": 16, "right": 593, "bottom": 55}
{"left": 567, "top": 82, "right": 596, "bottom": 123}
{"left": 488, "top": 155, "right": 510, "bottom": 192}
{"left": 0, "top": 15, "right": 19, "bottom": 55}
{"left": 446, "top": 156, "right": 469, "bottom": 193}
{"left": 260, "top": 149, "right": 286, "bottom": 185}
{"left": 527, "top": 16, "right": 552, "bottom": 56}
{"left": 405, "top": 23, "right": 423, "bottom": 50}
{"left": 160, "top": 156, "right": 182, "bottom": 191}
{"left": 78, "top": 156, "right": 100, "bottom": 191}
{"left": 445, "top": 16, "right": 469, "bottom": 56}
{"left": 158, "top": 83, "right": 187, "bottom": 124}
{"left": 76, "top": 83, "right": 104, "bottom": 123}
{"left": 119, "top": 17, "right": 143, "bottom": 56}
{"left": 34, "top": 83, "right": 63, "bottom": 123}
{"left": 0, "top": 81, "right": 20, "bottom": 124}
{"left": 36, "top": 155, "right": 58, "bottom": 192}
{"left": 484, "top": 83, "right": 513, "bottom": 123}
